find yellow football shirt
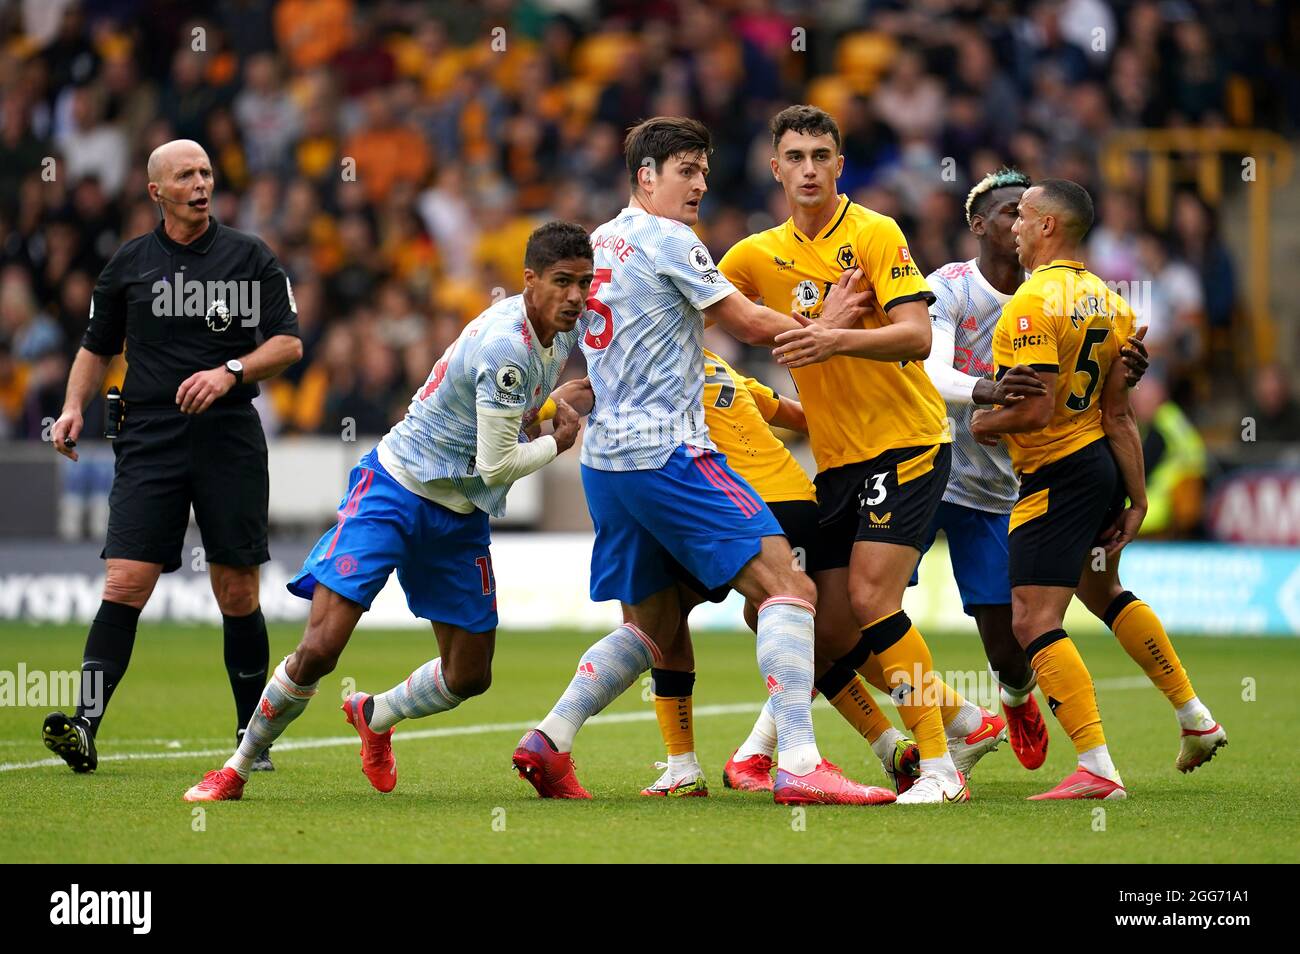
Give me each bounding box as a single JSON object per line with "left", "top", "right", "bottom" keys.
{"left": 703, "top": 349, "right": 816, "bottom": 503}
{"left": 992, "top": 259, "right": 1137, "bottom": 474}
{"left": 717, "top": 195, "right": 950, "bottom": 473}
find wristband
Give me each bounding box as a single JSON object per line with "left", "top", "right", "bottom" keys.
{"left": 537, "top": 397, "right": 557, "bottom": 423}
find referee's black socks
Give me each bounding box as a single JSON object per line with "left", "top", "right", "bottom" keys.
{"left": 76, "top": 600, "right": 141, "bottom": 736}
{"left": 223, "top": 607, "right": 270, "bottom": 732}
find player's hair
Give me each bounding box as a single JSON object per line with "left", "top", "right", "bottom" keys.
{"left": 1035, "top": 177, "right": 1095, "bottom": 241}
{"left": 524, "top": 221, "right": 593, "bottom": 274}
{"left": 624, "top": 117, "right": 712, "bottom": 190}
{"left": 769, "top": 104, "right": 842, "bottom": 152}
{"left": 964, "top": 167, "right": 1031, "bottom": 226}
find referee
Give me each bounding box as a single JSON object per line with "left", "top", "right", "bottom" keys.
{"left": 43, "top": 139, "right": 303, "bottom": 773}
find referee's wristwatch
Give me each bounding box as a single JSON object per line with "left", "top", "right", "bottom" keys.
{"left": 224, "top": 359, "right": 244, "bottom": 385}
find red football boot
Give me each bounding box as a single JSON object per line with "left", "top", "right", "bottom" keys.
{"left": 773, "top": 759, "right": 896, "bottom": 806}
{"left": 183, "top": 767, "right": 246, "bottom": 802}
{"left": 342, "top": 693, "right": 397, "bottom": 793}
{"left": 722, "top": 749, "right": 775, "bottom": 792}
{"left": 1004, "top": 694, "right": 1049, "bottom": 770}
{"left": 1028, "top": 767, "right": 1127, "bottom": 800}
{"left": 512, "top": 729, "right": 592, "bottom": 799}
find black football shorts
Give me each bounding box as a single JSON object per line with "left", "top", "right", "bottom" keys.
{"left": 810, "top": 443, "right": 952, "bottom": 572}
{"left": 103, "top": 402, "right": 270, "bottom": 572}
{"left": 1007, "top": 437, "right": 1128, "bottom": 588}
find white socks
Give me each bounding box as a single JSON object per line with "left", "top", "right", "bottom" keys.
{"left": 920, "top": 754, "right": 961, "bottom": 784}
{"left": 945, "top": 699, "right": 983, "bottom": 738}
{"left": 735, "top": 699, "right": 778, "bottom": 760}
{"left": 870, "top": 726, "right": 906, "bottom": 765}
{"left": 995, "top": 665, "right": 1038, "bottom": 708}
{"left": 1079, "top": 743, "right": 1123, "bottom": 784}
{"left": 1175, "top": 696, "right": 1214, "bottom": 731}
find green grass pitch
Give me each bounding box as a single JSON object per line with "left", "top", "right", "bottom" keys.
{"left": 1, "top": 623, "right": 1294, "bottom": 863}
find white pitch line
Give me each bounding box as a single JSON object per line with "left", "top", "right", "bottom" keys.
{"left": 0, "top": 676, "right": 1155, "bottom": 773}
{"left": 0, "top": 737, "right": 231, "bottom": 748}
{"left": 0, "top": 703, "right": 763, "bottom": 773}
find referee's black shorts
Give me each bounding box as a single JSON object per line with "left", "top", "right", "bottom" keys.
{"left": 1008, "top": 438, "right": 1128, "bottom": 588}
{"left": 102, "top": 402, "right": 270, "bottom": 572}
{"left": 670, "top": 499, "right": 821, "bottom": 604}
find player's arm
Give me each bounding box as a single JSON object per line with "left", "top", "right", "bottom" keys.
{"left": 533, "top": 377, "right": 594, "bottom": 427}
{"left": 970, "top": 371, "right": 1055, "bottom": 444}
{"left": 924, "top": 314, "right": 1045, "bottom": 406}
{"left": 711, "top": 244, "right": 872, "bottom": 347}
{"left": 1120, "top": 325, "right": 1150, "bottom": 387}
{"left": 1099, "top": 351, "right": 1148, "bottom": 553}
{"left": 709, "top": 242, "right": 787, "bottom": 345}
{"left": 774, "top": 298, "right": 931, "bottom": 367}
{"left": 475, "top": 348, "right": 579, "bottom": 486}
{"left": 743, "top": 373, "right": 807, "bottom": 434}
{"left": 773, "top": 216, "right": 933, "bottom": 367}
{"left": 767, "top": 396, "right": 807, "bottom": 433}
{"left": 476, "top": 401, "right": 579, "bottom": 486}
{"left": 706, "top": 291, "right": 802, "bottom": 345}
{"left": 971, "top": 296, "right": 1060, "bottom": 442}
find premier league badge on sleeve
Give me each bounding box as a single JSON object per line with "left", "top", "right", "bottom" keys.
{"left": 494, "top": 364, "right": 525, "bottom": 405}
{"left": 688, "top": 244, "right": 715, "bottom": 272}
{"left": 496, "top": 365, "right": 522, "bottom": 392}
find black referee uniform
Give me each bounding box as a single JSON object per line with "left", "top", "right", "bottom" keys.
{"left": 47, "top": 215, "right": 300, "bottom": 769}
{"left": 83, "top": 217, "right": 298, "bottom": 570}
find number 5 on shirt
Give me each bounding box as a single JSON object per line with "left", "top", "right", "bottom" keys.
{"left": 585, "top": 268, "right": 615, "bottom": 350}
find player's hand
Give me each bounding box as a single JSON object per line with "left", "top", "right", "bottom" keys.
{"left": 991, "top": 364, "right": 1047, "bottom": 405}
{"left": 817, "top": 267, "right": 873, "bottom": 329}
{"left": 551, "top": 398, "right": 580, "bottom": 453}
{"left": 52, "top": 408, "right": 83, "bottom": 461}
{"left": 551, "top": 377, "right": 594, "bottom": 416}
{"left": 970, "top": 408, "right": 1000, "bottom": 446}
{"left": 1120, "top": 325, "right": 1149, "bottom": 388}
{"left": 773, "top": 317, "right": 842, "bottom": 368}
{"left": 523, "top": 420, "right": 542, "bottom": 441}
{"left": 1100, "top": 503, "right": 1147, "bottom": 556}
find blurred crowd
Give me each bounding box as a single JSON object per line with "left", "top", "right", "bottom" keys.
{"left": 1, "top": 0, "right": 1296, "bottom": 468}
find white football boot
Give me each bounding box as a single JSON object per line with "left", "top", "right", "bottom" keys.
{"left": 1177, "top": 717, "right": 1227, "bottom": 773}
{"left": 948, "top": 707, "right": 1008, "bottom": 778}
{"left": 639, "top": 759, "right": 709, "bottom": 797}
{"left": 895, "top": 770, "right": 971, "bottom": 805}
